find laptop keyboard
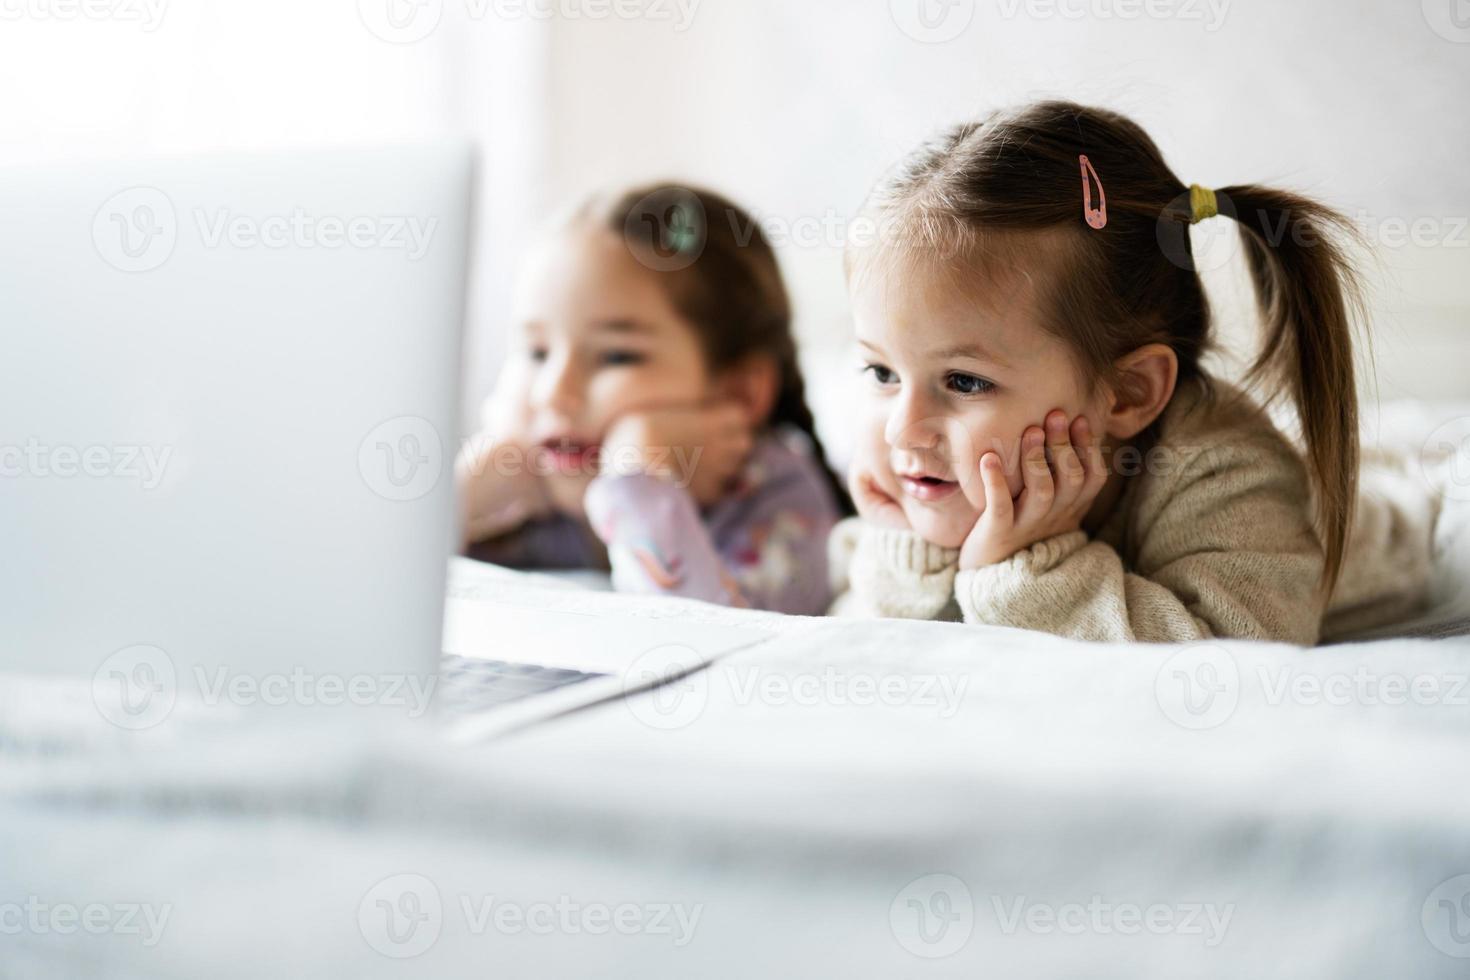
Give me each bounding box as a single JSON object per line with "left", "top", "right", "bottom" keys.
{"left": 437, "top": 655, "right": 603, "bottom": 713}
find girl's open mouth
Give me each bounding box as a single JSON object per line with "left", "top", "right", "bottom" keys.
{"left": 898, "top": 474, "right": 959, "bottom": 502}
{"left": 540, "top": 438, "right": 600, "bottom": 475}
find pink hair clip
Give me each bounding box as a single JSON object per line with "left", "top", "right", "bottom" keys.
{"left": 1079, "top": 154, "right": 1107, "bottom": 230}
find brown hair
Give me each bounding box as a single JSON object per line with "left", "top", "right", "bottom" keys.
{"left": 579, "top": 183, "right": 850, "bottom": 514}
{"left": 851, "top": 100, "right": 1363, "bottom": 595}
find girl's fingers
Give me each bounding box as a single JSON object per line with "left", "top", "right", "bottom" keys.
{"left": 1016, "top": 426, "right": 1053, "bottom": 522}
{"left": 1073, "top": 414, "right": 1109, "bottom": 497}
{"left": 855, "top": 472, "right": 907, "bottom": 529}
{"left": 979, "top": 452, "right": 1013, "bottom": 526}
{"left": 1045, "top": 410, "right": 1083, "bottom": 506}
{"left": 694, "top": 402, "right": 754, "bottom": 462}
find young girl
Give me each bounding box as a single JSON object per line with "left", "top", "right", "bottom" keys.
{"left": 458, "top": 184, "right": 845, "bottom": 615}
{"left": 829, "top": 100, "right": 1368, "bottom": 644}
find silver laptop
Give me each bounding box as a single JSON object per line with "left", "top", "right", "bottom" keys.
{"left": 0, "top": 144, "right": 764, "bottom": 743}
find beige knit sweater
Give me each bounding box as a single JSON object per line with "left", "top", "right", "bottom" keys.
{"left": 829, "top": 379, "right": 1436, "bottom": 644}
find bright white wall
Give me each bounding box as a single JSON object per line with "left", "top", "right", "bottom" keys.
{"left": 2, "top": 0, "right": 1466, "bottom": 444}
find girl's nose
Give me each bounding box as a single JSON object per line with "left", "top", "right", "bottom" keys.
{"left": 884, "top": 389, "right": 943, "bottom": 451}
{"left": 531, "top": 353, "right": 584, "bottom": 418}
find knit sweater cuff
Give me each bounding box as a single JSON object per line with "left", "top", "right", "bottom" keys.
{"left": 866, "top": 526, "right": 960, "bottom": 575}
{"left": 955, "top": 530, "right": 1089, "bottom": 617}
{"left": 1012, "top": 530, "right": 1090, "bottom": 576}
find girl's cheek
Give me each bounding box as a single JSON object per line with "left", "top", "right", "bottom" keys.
{"left": 949, "top": 414, "right": 1012, "bottom": 479}
{"left": 958, "top": 425, "right": 1025, "bottom": 498}
{"left": 967, "top": 411, "right": 1027, "bottom": 498}
{"left": 587, "top": 374, "right": 643, "bottom": 429}
{"left": 865, "top": 402, "right": 891, "bottom": 447}
{"left": 485, "top": 373, "right": 535, "bottom": 438}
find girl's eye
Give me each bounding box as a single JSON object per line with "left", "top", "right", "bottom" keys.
{"left": 598, "top": 349, "right": 647, "bottom": 367}
{"left": 528, "top": 346, "right": 548, "bottom": 364}
{"left": 864, "top": 364, "right": 897, "bottom": 385}
{"left": 946, "top": 373, "right": 995, "bottom": 396}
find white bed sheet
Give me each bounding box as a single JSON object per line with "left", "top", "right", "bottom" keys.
{"left": 4, "top": 555, "right": 1470, "bottom": 978}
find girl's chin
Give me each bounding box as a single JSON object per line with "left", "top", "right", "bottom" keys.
{"left": 900, "top": 505, "right": 975, "bottom": 551}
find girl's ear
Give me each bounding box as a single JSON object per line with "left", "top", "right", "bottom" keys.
{"left": 713, "top": 354, "right": 780, "bottom": 425}
{"left": 1102, "top": 343, "right": 1178, "bottom": 440}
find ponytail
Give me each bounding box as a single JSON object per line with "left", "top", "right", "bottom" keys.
{"left": 1219, "top": 185, "right": 1365, "bottom": 595}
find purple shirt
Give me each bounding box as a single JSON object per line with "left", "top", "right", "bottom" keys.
{"left": 464, "top": 430, "right": 840, "bottom": 616}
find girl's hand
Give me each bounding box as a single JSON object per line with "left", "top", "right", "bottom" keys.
{"left": 958, "top": 411, "right": 1107, "bottom": 570}
{"left": 456, "top": 433, "right": 552, "bottom": 544}
{"left": 601, "top": 402, "right": 753, "bottom": 506}
{"left": 847, "top": 441, "right": 910, "bottom": 531}
{"left": 850, "top": 469, "right": 910, "bottom": 531}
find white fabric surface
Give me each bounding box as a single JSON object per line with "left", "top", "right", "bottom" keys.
{"left": 4, "top": 549, "right": 1470, "bottom": 978}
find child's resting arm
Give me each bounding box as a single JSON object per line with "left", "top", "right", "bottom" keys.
{"left": 952, "top": 431, "right": 1325, "bottom": 644}
{"left": 584, "top": 458, "right": 837, "bottom": 615}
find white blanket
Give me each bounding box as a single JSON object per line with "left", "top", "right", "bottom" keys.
{"left": 4, "top": 551, "right": 1470, "bottom": 979}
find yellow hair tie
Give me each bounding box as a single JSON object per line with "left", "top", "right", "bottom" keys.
{"left": 1188, "top": 184, "right": 1218, "bottom": 224}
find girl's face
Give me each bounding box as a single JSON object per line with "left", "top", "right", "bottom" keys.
{"left": 492, "top": 224, "right": 713, "bottom": 514}
{"left": 849, "top": 260, "right": 1108, "bottom": 548}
